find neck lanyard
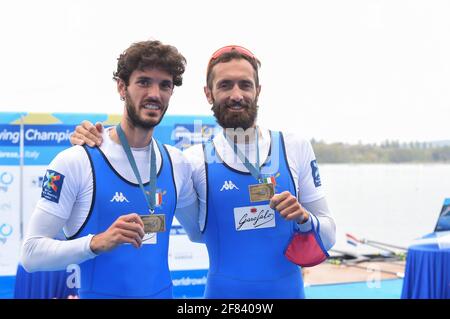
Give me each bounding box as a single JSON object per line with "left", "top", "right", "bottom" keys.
{"left": 116, "top": 124, "right": 157, "bottom": 213}
{"left": 224, "top": 127, "right": 261, "bottom": 181}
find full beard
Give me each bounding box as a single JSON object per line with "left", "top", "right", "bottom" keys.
{"left": 125, "top": 92, "right": 167, "bottom": 129}
{"left": 211, "top": 99, "right": 258, "bottom": 130}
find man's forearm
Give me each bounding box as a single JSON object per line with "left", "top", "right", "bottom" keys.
{"left": 301, "top": 197, "right": 336, "bottom": 251}
{"left": 21, "top": 209, "right": 97, "bottom": 272}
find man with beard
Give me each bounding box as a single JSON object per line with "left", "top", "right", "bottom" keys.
{"left": 21, "top": 40, "right": 200, "bottom": 298}
{"left": 70, "top": 45, "right": 336, "bottom": 299}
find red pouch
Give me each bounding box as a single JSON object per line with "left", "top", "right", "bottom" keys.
{"left": 284, "top": 217, "right": 329, "bottom": 267}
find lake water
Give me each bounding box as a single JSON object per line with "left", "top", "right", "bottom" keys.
{"left": 320, "top": 164, "right": 450, "bottom": 254}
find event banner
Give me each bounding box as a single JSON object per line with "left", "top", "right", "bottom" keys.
{"left": 0, "top": 112, "right": 216, "bottom": 298}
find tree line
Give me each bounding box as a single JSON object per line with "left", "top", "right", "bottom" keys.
{"left": 311, "top": 139, "right": 450, "bottom": 163}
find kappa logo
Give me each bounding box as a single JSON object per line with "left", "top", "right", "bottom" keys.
{"left": 110, "top": 192, "right": 129, "bottom": 203}
{"left": 220, "top": 180, "right": 239, "bottom": 191}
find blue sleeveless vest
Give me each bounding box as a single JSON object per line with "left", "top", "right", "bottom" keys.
{"left": 71, "top": 143, "right": 177, "bottom": 298}
{"left": 203, "top": 131, "right": 305, "bottom": 299}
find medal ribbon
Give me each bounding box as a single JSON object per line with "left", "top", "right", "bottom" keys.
{"left": 116, "top": 124, "right": 157, "bottom": 213}
{"left": 224, "top": 127, "right": 262, "bottom": 182}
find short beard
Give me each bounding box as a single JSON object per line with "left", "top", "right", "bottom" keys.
{"left": 125, "top": 91, "right": 166, "bottom": 129}
{"left": 211, "top": 98, "right": 258, "bottom": 130}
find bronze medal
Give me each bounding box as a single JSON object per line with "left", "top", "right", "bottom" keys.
{"left": 141, "top": 214, "right": 166, "bottom": 233}
{"left": 248, "top": 183, "right": 275, "bottom": 202}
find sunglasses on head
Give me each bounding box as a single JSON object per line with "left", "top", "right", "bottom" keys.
{"left": 208, "top": 45, "right": 256, "bottom": 64}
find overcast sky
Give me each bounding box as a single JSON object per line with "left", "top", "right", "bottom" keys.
{"left": 0, "top": 0, "right": 449, "bottom": 144}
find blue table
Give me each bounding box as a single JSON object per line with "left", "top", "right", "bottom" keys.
{"left": 401, "top": 241, "right": 450, "bottom": 299}
{"left": 14, "top": 264, "right": 78, "bottom": 299}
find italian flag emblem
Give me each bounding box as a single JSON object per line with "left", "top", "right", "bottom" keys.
{"left": 261, "top": 176, "right": 276, "bottom": 186}
{"left": 155, "top": 192, "right": 163, "bottom": 207}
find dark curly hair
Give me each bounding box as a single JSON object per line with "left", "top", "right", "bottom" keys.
{"left": 113, "top": 40, "right": 186, "bottom": 87}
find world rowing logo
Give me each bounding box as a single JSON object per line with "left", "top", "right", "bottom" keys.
{"left": 41, "top": 169, "right": 65, "bottom": 203}
{"left": 44, "top": 171, "right": 61, "bottom": 192}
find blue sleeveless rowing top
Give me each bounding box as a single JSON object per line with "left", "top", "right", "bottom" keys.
{"left": 71, "top": 143, "right": 177, "bottom": 298}
{"left": 203, "top": 131, "right": 305, "bottom": 299}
